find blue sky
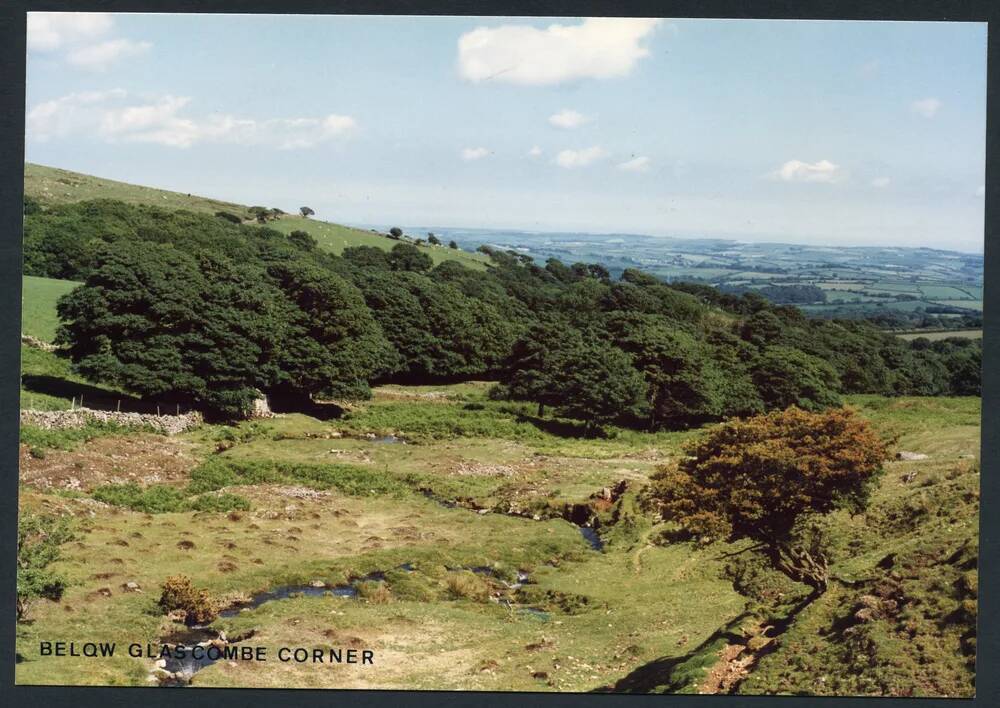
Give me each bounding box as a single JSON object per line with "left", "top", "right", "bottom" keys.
{"left": 25, "top": 14, "right": 988, "bottom": 252}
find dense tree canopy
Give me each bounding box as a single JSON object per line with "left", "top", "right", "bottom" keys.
{"left": 25, "top": 197, "right": 981, "bottom": 422}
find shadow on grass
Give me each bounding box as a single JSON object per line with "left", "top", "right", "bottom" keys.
{"left": 21, "top": 375, "right": 148, "bottom": 411}
{"left": 596, "top": 611, "right": 754, "bottom": 694}
{"left": 513, "top": 413, "right": 603, "bottom": 439}
{"left": 599, "top": 592, "right": 819, "bottom": 694}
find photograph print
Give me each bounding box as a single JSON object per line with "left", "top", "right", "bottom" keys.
{"left": 16, "top": 12, "right": 984, "bottom": 697}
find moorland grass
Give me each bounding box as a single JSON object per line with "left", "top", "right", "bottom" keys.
{"left": 14, "top": 385, "right": 980, "bottom": 695}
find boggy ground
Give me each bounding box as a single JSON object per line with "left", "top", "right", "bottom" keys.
{"left": 15, "top": 384, "right": 979, "bottom": 694}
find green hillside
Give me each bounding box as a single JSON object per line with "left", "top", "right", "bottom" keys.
{"left": 25, "top": 163, "right": 247, "bottom": 215}
{"left": 24, "top": 163, "right": 490, "bottom": 271}
{"left": 21, "top": 275, "right": 78, "bottom": 342}
{"left": 265, "top": 216, "right": 489, "bottom": 270}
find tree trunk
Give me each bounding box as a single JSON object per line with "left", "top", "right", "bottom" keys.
{"left": 538, "top": 402, "right": 545, "bottom": 417}
{"left": 765, "top": 542, "right": 829, "bottom": 595}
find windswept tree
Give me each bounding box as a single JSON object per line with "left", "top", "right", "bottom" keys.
{"left": 299, "top": 206, "right": 315, "bottom": 218}
{"left": 388, "top": 227, "right": 403, "bottom": 240}
{"left": 449, "top": 240, "right": 459, "bottom": 250}
{"left": 427, "top": 233, "right": 441, "bottom": 245}
{"left": 651, "top": 407, "right": 891, "bottom": 596}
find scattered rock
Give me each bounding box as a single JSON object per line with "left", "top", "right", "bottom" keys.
{"left": 896, "top": 451, "right": 929, "bottom": 461}
{"left": 454, "top": 462, "right": 516, "bottom": 477}
{"left": 310, "top": 580, "right": 326, "bottom": 588}
{"left": 122, "top": 581, "right": 141, "bottom": 593}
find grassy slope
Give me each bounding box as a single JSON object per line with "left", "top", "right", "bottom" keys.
{"left": 24, "top": 163, "right": 490, "bottom": 270}
{"left": 21, "top": 275, "right": 78, "bottom": 341}
{"left": 740, "top": 396, "right": 979, "bottom": 697}
{"left": 25, "top": 163, "right": 248, "bottom": 215}
{"left": 264, "top": 216, "right": 489, "bottom": 270}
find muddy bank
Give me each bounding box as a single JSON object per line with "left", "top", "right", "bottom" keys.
{"left": 416, "top": 480, "right": 632, "bottom": 552}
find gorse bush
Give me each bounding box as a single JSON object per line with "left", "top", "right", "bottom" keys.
{"left": 158, "top": 575, "right": 219, "bottom": 626}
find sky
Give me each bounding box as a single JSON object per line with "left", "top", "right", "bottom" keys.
{"left": 24, "top": 13, "right": 988, "bottom": 252}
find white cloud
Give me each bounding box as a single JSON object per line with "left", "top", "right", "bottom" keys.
{"left": 527, "top": 145, "right": 542, "bottom": 157}
{"left": 27, "top": 12, "right": 113, "bottom": 51}
{"left": 458, "top": 18, "right": 662, "bottom": 86}
{"left": 548, "top": 109, "right": 589, "bottom": 129}
{"left": 554, "top": 146, "right": 607, "bottom": 169}
{"left": 771, "top": 159, "right": 844, "bottom": 184}
{"left": 28, "top": 12, "right": 151, "bottom": 71}
{"left": 911, "top": 97, "right": 942, "bottom": 118}
{"left": 67, "top": 38, "right": 152, "bottom": 71}
{"left": 871, "top": 176, "right": 891, "bottom": 188}
{"left": 461, "top": 147, "right": 490, "bottom": 161}
{"left": 617, "top": 156, "right": 651, "bottom": 172}
{"left": 976, "top": 185, "right": 986, "bottom": 197}
{"left": 26, "top": 90, "right": 356, "bottom": 149}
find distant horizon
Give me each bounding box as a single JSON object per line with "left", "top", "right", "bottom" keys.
{"left": 27, "top": 159, "right": 985, "bottom": 257}
{"left": 374, "top": 223, "right": 987, "bottom": 256}
{"left": 24, "top": 14, "right": 987, "bottom": 253}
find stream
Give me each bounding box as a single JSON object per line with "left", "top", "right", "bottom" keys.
{"left": 156, "top": 484, "right": 605, "bottom": 685}
{"left": 154, "top": 562, "right": 547, "bottom": 686}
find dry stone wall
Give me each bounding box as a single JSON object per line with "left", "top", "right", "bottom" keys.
{"left": 20, "top": 408, "right": 203, "bottom": 436}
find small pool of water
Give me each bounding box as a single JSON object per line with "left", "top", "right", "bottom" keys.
{"left": 219, "top": 584, "right": 357, "bottom": 618}
{"left": 579, "top": 526, "right": 604, "bottom": 551}
{"left": 517, "top": 607, "right": 551, "bottom": 621}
